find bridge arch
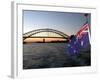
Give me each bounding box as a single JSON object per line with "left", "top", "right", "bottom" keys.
{"left": 23, "top": 28, "right": 69, "bottom": 40}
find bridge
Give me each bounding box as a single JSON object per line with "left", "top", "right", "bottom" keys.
{"left": 23, "top": 28, "right": 70, "bottom": 42}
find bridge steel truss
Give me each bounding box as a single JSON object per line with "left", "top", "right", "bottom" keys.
{"left": 23, "top": 28, "right": 69, "bottom": 40}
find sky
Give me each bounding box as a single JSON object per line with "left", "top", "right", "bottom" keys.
{"left": 23, "top": 10, "right": 90, "bottom": 36}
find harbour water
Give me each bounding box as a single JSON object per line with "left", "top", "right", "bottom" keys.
{"left": 23, "top": 43, "right": 91, "bottom": 69}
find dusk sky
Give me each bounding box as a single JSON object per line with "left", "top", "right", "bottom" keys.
{"left": 23, "top": 10, "right": 90, "bottom": 36}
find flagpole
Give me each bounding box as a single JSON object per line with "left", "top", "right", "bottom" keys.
{"left": 84, "top": 13, "right": 91, "bottom": 44}
{"left": 84, "top": 13, "right": 88, "bottom": 23}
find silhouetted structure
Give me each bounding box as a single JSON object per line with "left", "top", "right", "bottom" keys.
{"left": 23, "top": 28, "right": 69, "bottom": 40}
{"left": 43, "top": 38, "right": 45, "bottom": 43}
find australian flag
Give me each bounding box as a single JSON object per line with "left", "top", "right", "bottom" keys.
{"left": 67, "top": 22, "right": 90, "bottom": 56}
{"left": 76, "top": 23, "right": 90, "bottom": 48}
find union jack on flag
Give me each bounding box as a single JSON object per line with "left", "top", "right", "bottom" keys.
{"left": 76, "top": 23, "right": 90, "bottom": 39}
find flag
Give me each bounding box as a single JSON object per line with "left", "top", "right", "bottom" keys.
{"left": 76, "top": 23, "right": 90, "bottom": 48}
{"left": 76, "top": 23, "right": 89, "bottom": 39}
{"left": 67, "top": 23, "right": 90, "bottom": 56}
{"left": 67, "top": 35, "right": 81, "bottom": 56}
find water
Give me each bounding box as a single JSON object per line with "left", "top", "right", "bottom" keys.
{"left": 23, "top": 43, "right": 90, "bottom": 69}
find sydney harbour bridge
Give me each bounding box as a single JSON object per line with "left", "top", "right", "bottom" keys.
{"left": 23, "top": 28, "right": 70, "bottom": 43}
{"left": 23, "top": 28, "right": 91, "bottom": 69}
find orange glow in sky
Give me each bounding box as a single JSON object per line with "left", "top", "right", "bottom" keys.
{"left": 24, "top": 38, "right": 67, "bottom": 43}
